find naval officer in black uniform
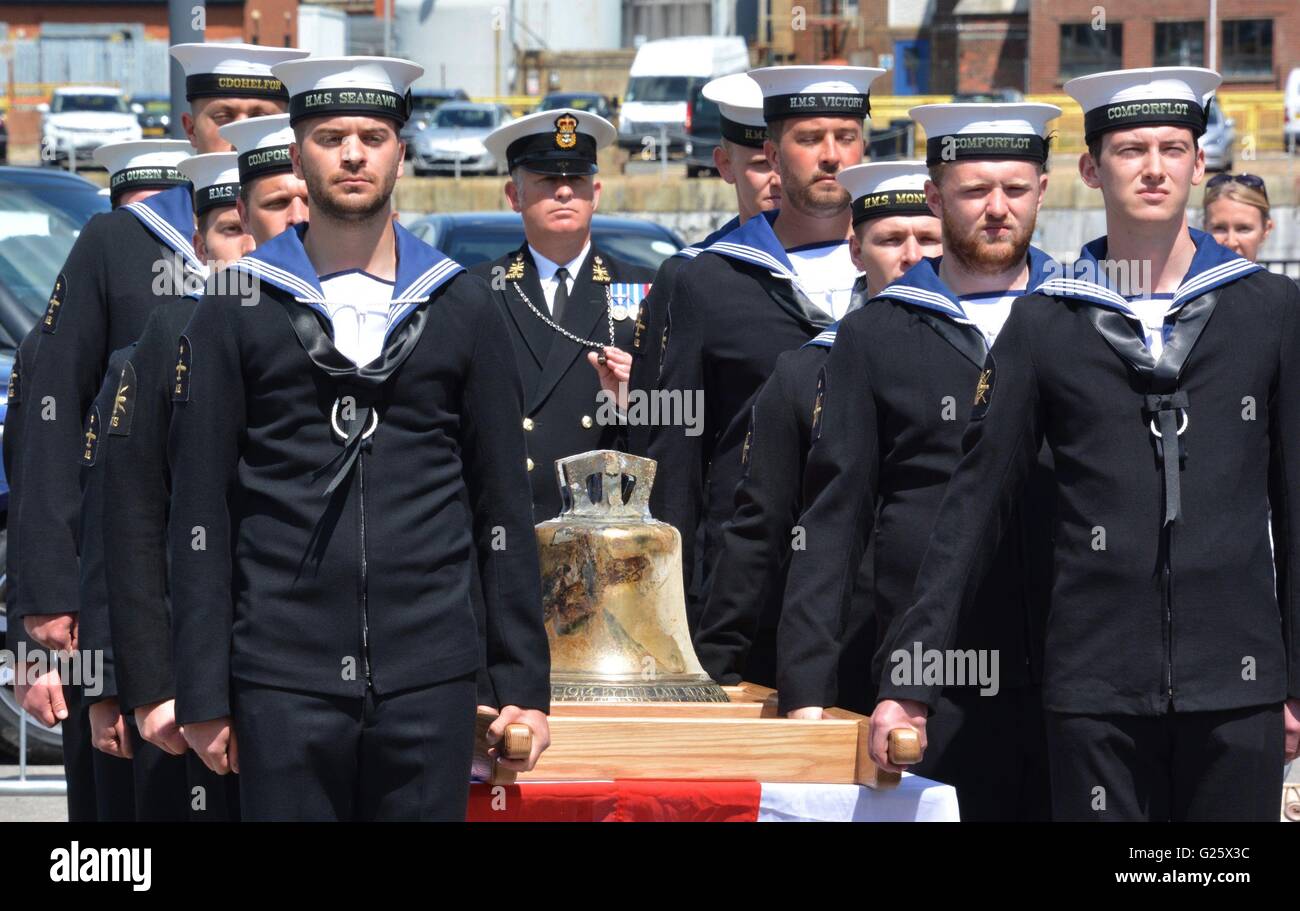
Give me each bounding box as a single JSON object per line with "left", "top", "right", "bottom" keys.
{"left": 471, "top": 108, "right": 654, "bottom": 521}
{"left": 167, "top": 55, "right": 551, "bottom": 820}
{"left": 626, "top": 72, "right": 781, "bottom": 455}
{"left": 641, "top": 65, "right": 885, "bottom": 630}
{"left": 692, "top": 161, "right": 942, "bottom": 703}
{"left": 10, "top": 42, "right": 302, "bottom": 822}
{"left": 779, "top": 104, "right": 1061, "bottom": 821}
{"left": 870, "top": 67, "right": 1300, "bottom": 821}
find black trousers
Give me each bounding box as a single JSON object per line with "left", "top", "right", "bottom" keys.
{"left": 232, "top": 674, "right": 477, "bottom": 821}
{"left": 186, "top": 752, "right": 241, "bottom": 821}
{"left": 62, "top": 685, "right": 134, "bottom": 822}
{"left": 1045, "top": 703, "right": 1284, "bottom": 821}
{"left": 124, "top": 721, "right": 191, "bottom": 821}
{"left": 918, "top": 686, "right": 1051, "bottom": 822}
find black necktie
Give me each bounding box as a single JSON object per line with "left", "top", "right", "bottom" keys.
{"left": 552, "top": 267, "right": 570, "bottom": 323}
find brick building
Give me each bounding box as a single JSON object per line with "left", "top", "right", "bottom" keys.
{"left": 1026, "top": 0, "right": 1298, "bottom": 93}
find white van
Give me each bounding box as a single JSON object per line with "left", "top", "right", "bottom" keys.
{"left": 1286, "top": 67, "right": 1300, "bottom": 152}
{"left": 617, "top": 36, "right": 750, "bottom": 154}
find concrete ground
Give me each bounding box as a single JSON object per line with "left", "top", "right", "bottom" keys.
{"left": 0, "top": 765, "right": 68, "bottom": 822}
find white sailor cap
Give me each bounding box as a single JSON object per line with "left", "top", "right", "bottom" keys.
{"left": 747, "top": 65, "right": 888, "bottom": 124}
{"left": 218, "top": 113, "right": 295, "bottom": 183}
{"left": 93, "top": 139, "right": 193, "bottom": 203}
{"left": 272, "top": 56, "right": 424, "bottom": 126}
{"left": 1064, "top": 67, "right": 1221, "bottom": 144}
{"left": 701, "top": 73, "right": 766, "bottom": 148}
{"left": 179, "top": 152, "right": 241, "bottom": 216}
{"left": 169, "top": 42, "right": 307, "bottom": 102}
{"left": 836, "top": 161, "right": 934, "bottom": 226}
{"left": 909, "top": 102, "right": 1061, "bottom": 166}
{"left": 485, "top": 108, "right": 617, "bottom": 176}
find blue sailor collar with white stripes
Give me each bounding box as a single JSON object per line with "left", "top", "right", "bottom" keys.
{"left": 870, "top": 244, "right": 1057, "bottom": 324}
{"left": 803, "top": 320, "right": 840, "bottom": 348}
{"left": 702, "top": 209, "right": 799, "bottom": 279}
{"left": 230, "top": 220, "right": 464, "bottom": 338}
{"left": 1036, "top": 227, "right": 1262, "bottom": 316}
{"left": 122, "top": 184, "right": 206, "bottom": 277}
{"left": 676, "top": 215, "right": 742, "bottom": 261}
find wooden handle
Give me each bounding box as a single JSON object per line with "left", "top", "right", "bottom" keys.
{"left": 500, "top": 723, "right": 533, "bottom": 760}
{"left": 887, "top": 728, "right": 922, "bottom": 766}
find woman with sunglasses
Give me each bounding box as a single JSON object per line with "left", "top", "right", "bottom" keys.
{"left": 1203, "top": 172, "right": 1273, "bottom": 263}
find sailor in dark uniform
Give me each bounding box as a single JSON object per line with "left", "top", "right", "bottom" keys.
{"left": 870, "top": 68, "right": 1300, "bottom": 821}
{"left": 88, "top": 151, "right": 266, "bottom": 823}
{"left": 167, "top": 56, "right": 551, "bottom": 820}
{"left": 782, "top": 103, "right": 1061, "bottom": 821}
{"left": 103, "top": 117, "right": 305, "bottom": 823}
{"left": 10, "top": 42, "right": 302, "bottom": 822}
{"left": 639, "top": 65, "right": 885, "bottom": 630}
{"left": 471, "top": 108, "right": 654, "bottom": 521}
{"left": 626, "top": 72, "right": 780, "bottom": 454}
{"left": 693, "top": 161, "right": 941, "bottom": 705}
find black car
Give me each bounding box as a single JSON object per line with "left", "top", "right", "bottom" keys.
{"left": 401, "top": 88, "right": 471, "bottom": 157}
{"left": 129, "top": 94, "right": 172, "bottom": 137}
{"left": 536, "top": 92, "right": 614, "bottom": 120}
{"left": 404, "top": 211, "right": 683, "bottom": 271}
{"left": 0, "top": 165, "right": 110, "bottom": 763}
{"left": 679, "top": 84, "right": 721, "bottom": 179}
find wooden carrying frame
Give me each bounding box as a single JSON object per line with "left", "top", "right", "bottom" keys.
{"left": 473, "top": 683, "right": 913, "bottom": 789}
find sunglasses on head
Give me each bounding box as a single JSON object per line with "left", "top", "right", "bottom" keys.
{"left": 1206, "top": 172, "right": 1268, "bottom": 197}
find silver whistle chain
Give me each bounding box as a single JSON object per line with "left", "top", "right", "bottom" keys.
{"left": 513, "top": 282, "right": 616, "bottom": 361}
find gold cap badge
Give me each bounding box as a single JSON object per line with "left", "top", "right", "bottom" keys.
{"left": 554, "top": 113, "right": 578, "bottom": 150}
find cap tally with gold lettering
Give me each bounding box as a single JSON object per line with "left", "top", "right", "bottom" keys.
{"left": 169, "top": 42, "right": 307, "bottom": 103}
{"left": 219, "top": 113, "right": 295, "bottom": 184}
{"left": 484, "top": 108, "right": 617, "bottom": 176}
{"left": 179, "top": 152, "right": 241, "bottom": 216}
{"left": 1064, "top": 66, "right": 1222, "bottom": 145}
{"left": 747, "top": 65, "right": 888, "bottom": 124}
{"left": 909, "top": 102, "right": 1061, "bottom": 167}
{"left": 93, "top": 139, "right": 193, "bottom": 205}
{"left": 272, "top": 56, "right": 425, "bottom": 126}
{"left": 836, "top": 161, "right": 934, "bottom": 227}
{"left": 701, "top": 73, "right": 767, "bottom": 148}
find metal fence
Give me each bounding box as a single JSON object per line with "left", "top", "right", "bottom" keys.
{"left": 2, "top": 25, "right": 173, "bottom": 106}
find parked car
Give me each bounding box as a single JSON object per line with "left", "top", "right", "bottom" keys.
{"left": 129, "top": 94, "right": 172, "bottom": 137}
{"left": 0, "top": 165, "right": 110, "bottom": 762}
{"left": 952, "top": 88, "right": 1025, "bottom": 104}
{"left": 400, "top": 88, "right": 470, "bottom": 157}
{"left": 39, "top": 86, "right": 142, "bottom": 169}
{"left": 0, "top": 113, "right": 8, "bottom": 163}
{"left": 617, "top": 36, "right": 749, "bottom": 155}
{"left": 404, "top": 211, "right": 683, "bottom": 271}
{"left": 411, "top": 102, "right": 513, "bottom": 176}
{"left": 536, "top": 92, "right": 613, "bottom": 120}
{"left": 1199, "top": 97, "right": 1236, "bottom": 171}
{"left": 678, "top": 82, "right": 721, "bottom": 179}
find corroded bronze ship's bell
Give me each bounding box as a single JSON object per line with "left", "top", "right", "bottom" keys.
{"left": 537, "top": 450, "right": 729, "bottom": 703}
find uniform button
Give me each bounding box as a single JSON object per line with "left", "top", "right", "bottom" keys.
{"left": 526, "top": 458, "right": 534, "bottom": 472}
{"left": 581, "top": 415, "right": 593, "bottom": 429}
{"left": 522, "top": 417, "right": 534, "bottom": 431}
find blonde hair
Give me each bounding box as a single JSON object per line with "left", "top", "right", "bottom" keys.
{"left": 1203, "top": 180, "right": 1270, "bottom": 223}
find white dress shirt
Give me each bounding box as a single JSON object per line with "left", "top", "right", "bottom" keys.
{"left": 529, "top": 240, "right": 591, "bottom": 315}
